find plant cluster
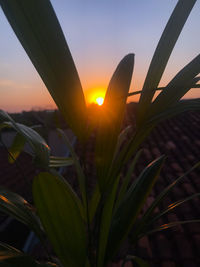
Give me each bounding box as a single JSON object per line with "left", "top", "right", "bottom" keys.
{"left": 0, "top": 0, "right": 200, "bottom": 266}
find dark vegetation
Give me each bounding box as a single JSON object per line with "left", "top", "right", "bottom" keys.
{"left": 0, "top": 105, "right": 200, "bottom": 266}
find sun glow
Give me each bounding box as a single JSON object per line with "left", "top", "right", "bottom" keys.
{"left": 85, "top": 87, "right": 106, "bottom": 106}
{"left": 96, "top": 96, "right": 104, "bottom": 106}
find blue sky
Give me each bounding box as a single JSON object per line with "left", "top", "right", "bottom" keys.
{"left": 0, "top": 0, "right": 200, "bottom": 112}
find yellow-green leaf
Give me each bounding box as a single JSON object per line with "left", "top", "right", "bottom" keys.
{"left": 33, "top": 172, "right": 87, "bottom": 267}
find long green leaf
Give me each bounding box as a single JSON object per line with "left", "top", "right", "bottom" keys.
{"left": 0, "top": 0, "right": 86, "bottom": 139}
{"left": 33, "top": 172, "right": 87, "bottom": 267}
{"left": 149, "top": 54, "right": 200, "bottom": 116}
{"left": 114, "top": 125, "right": 133, "bottom": 159}
{"left": 147, "top": 193, "right": 200, "bottom": 226}
{"left": 0, "top": 188, "right": 44, "bottom": 244}
{"left": 115, "top": 149, "right": 142, "bottom": 210}
{"left": 56, "top": 129, "right": 87, "bottom": 212}
{"left": 148, "top": 99, "right": 200, "bottom": 125}
{"left": 117, "top": 97, "right": 200, "bottom": 176}
{"left": 109, "top": 124, "right": 154, "bottom": 186}
{"left": 105, "top": 156, "right": 165, "bottom": 261}
{"left": 97, "top": 175, "right": 120, "bottom": 267}
{"left": 96, "top": 54, "right": 134, "bottom": 191}
{"left": 141, "top": 220, "right": 200, "bottom": 237}
{"left": 127, "top": 87, "right": 164, "bottom": 97}
{"left": 137, "top": 0, "right": 197, "bottom": 123}
{"left": 49, "top": 156, "right": 73, "bottom": 168}
{"left": 89, "top": 184, "right": 101, "bottom": 223}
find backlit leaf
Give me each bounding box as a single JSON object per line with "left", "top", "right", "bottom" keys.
{"left": 0, "top": 0, "right": 87, "bottom": 139}
{"left": 33, "top": 172, "right": 87, "bottom": 267}
{"left": 148, "top": 99, "right": 200, "bottom": 125}
{"left": 142, "top": 220, "right": 200, "bottom": 237}
{"left": 138, "top": 0, "right": 197, "bottom": 123}
{"left": 149, "top": 54, "right": 200, "bottom": 116}
{"left": 96, "top": 54, "right": 134, "bottom": 191}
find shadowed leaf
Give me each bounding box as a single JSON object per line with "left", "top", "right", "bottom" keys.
{"left": 148, "top": 99, "right": 200, "bottom": 124}
{"left": 149, "top": 54, "right": 200, "bottom": 116}
{"left": 138, "top": 0, "right": 197, "bottom": 123}
{"left": 97, "top": 175, "right": 120, "bottom": 267}
{"left": 96, "top": 54, "right": 134, "bottom": 191}
{"left": 105, "top": 156, "right": 165, "bottom": 261}
{"left": 142, "top": 220, "right": 200, "bottom": 237}
{"left": 147, "top": 193, "right": 200, "bottom": 226}
{"left": 115, "top": 149, "right": 142, "bottom": 210}
{"left": 131, "top": 161, "right": 200, "bottom": 243}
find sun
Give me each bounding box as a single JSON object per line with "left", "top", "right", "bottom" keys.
{"left": 85, "top": 87, "right": 106, "bottom": 106}
{"left": 96, "top": 96, "right": 104, "bottom": 106}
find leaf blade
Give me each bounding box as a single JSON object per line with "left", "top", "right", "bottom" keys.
{"left": 138, "top": 0, "right": 197, "bottom": 123}
{"left": 33, "top": 172, "right": 87, "bottom": 267}
{"left": 96, "top": 54, "right": 134, "bottom": 191}
{"left": 106, "top": 156, "right": 165, "bottom": 260}
{"left": 149, "top": 54, "right": 200, "bottom": 116}
{"left": 0, "top": 0, "right": 87, "bottom": 139}
{"left": 131, "top": 161, "right": 200, "bottom": 243}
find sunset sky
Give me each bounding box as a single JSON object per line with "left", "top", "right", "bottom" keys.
{"left": 0, "top": 0, "right": 200, "bottom": 113}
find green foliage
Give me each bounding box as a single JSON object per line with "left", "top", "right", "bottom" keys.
{"left": 105, "top": 156, "right": 165, "bottom": 262}
{"left": 148, "top": 54, "right": 200, "bottom": 118}
{"left": 0, "top": 0, "right": 200, "bottom": 266}
{"left": 137, "top": 0, "right": 197, "bottom": 124}
{"left": 33, "top": 172, "right": 87, "bottom": 267}
{"left": 95, "top": 54, "right": 134, "bottom": 191}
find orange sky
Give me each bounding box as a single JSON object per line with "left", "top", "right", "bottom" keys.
{"left": 0, "top": 1, "right": 200, "bottom": 113}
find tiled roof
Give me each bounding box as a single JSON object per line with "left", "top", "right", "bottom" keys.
{"left": 124, "top": 110, "right": 200, "bottom": 266}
